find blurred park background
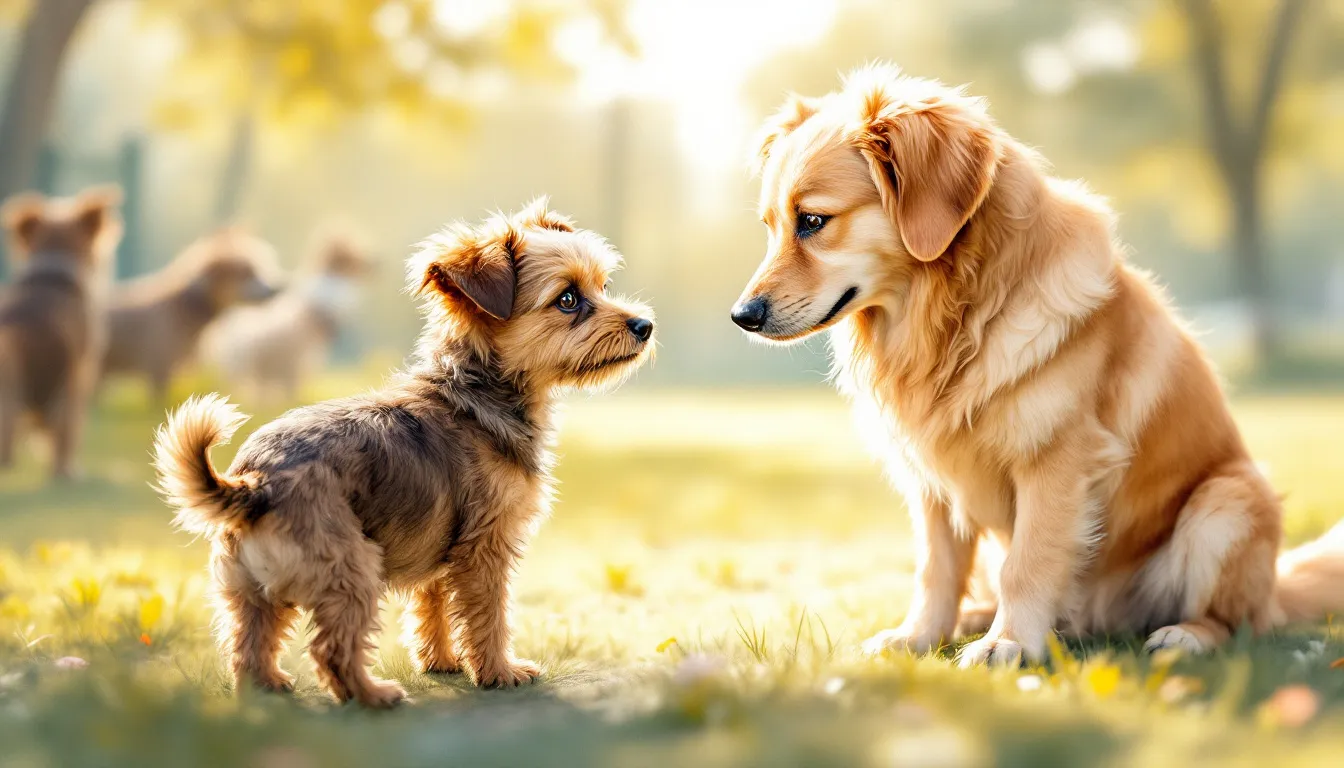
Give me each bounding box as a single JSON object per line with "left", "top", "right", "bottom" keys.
{"left": 3, "top": 0, "right": 1342, "bottom": 386}
{"left": 3, "top": 2, "right": 1344, "bottom": 765}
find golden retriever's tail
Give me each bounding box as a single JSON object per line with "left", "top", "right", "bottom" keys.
{"left": 1271, "top": 522, "right": 1344, "bottom": 626}
{"left": 153, "top": 393, "right": 257, "bottom": 536}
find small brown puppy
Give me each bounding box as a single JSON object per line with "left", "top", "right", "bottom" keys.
{"left": 103, "top": 227, "right": 282, "bottom": 402}
{"left": 0, "top": 187, "right": 122, "bottom": 479}
{"left": 154, "top": 200, "right": 654, "bottom": 707}
{"left": 202, "top": 232, "right": 372, "bottom": 402}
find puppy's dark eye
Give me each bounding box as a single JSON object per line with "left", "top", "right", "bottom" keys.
{"left": 797, "top": 213, "right": 830, "bottom": 237}
{"left": 555, "top": 289, "right": 581, "bottom": 313}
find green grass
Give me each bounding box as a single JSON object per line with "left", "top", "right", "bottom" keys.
{"left": 2, "top": 378, "right": 1343, "bottom": 767}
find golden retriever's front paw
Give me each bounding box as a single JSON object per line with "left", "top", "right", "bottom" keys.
{"left": 862, "top": 626, "right": 943, "bottom": 656}
{"left": 1143, "top": 625, "right": 1209, "bottom": 655}
{"left": 474, "top": 658, "right": 541, "bottom": 688}
{"left": 958, "top": 636, "right": 1024, "bottom": 668}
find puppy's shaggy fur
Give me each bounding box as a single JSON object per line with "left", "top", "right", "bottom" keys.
{"left": 154, "top": 200, "right": 654, "bottom": 707}
{"left": 0, "top": 187, "right": 121, "bottom": 479}
{"left": 734, "top": 64, "right": 1344, "bottom": 666}
{"left": 102, "top": 227, "right": 282, "bottom": 402}
{"left": 203, "top": 233, "right": 372, "bottom": 402}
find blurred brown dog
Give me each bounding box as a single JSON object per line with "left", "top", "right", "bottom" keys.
{"left": 202, "top": 232, "right": 371, "bottom": 402}
{"left": 153, "top": 200, "right": 654, "bottom": 707}
{"left": 0, "top": 187, "right": 122, "bottom": 480}
{"left": 733, "top": 64, "right": 1344, "bottom": 666}
{"left": 102, "top": 227, "right": 281, "bottom": 402}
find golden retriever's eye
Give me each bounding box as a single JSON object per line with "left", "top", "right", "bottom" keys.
{"left": 555, "top": 289, "right": 581, "bottom": 313}
{"left": 797, "top": 213, "right": 830, "bottom": 237}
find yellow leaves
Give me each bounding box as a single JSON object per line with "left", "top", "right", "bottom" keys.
{"left": 138, "top": 594, "right": 165, "bottom": 633}
{"left": 1084, "top": 661, "right": 1122, "bottom": 699}
{"left": 604, "top": 564, "right": 644, "bottom": 597}
{"left": 69, "top": 578, "right": 102, "bottom": 611}
{"left": 0, "top": 594, "right": 29, "bottom": 621}
{"left": 278, "top": 43, "right": 314, "bottom": 79}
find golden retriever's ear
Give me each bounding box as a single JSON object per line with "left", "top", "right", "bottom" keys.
{"left": 410, "top": 224, "right": 517, "bottom": 321}
{"left": 858, "top": 105, "right": 1000, "bottom": 262}
{"left": 752, "top": 93, "right": 821, "bottom": 175}
{"left": 514, "top": 196, "right": 575, "bottom": 232}
{"left": 1, "top": 192, "right": 46, "bottom": 249}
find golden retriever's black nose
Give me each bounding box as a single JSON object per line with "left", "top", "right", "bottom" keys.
{"left": 626, "top": 317, "right": 654, "bottom": 342}
{"left": 731, "top": 297, "right": 768, "bottom": 332}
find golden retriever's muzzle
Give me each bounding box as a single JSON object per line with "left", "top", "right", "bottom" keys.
{"left": 731, "top": 287, "right": 859, "bottom": 339}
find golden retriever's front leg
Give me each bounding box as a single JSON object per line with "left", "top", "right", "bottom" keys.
{"left": 864, "top": 490, "right": 977, "bottom": 655}
{"left": 959, "top": 431, "right": 1102, "bottom": 668}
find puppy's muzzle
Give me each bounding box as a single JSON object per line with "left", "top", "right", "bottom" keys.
{"left": 626, "top": 317, "right": 654, "bottom": 343}
{"left": 730, "top": 296, "right": 768, "bottom": 333}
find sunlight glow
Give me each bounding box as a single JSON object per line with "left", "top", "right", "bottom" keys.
{"left": 557, "top": 0, "right": 840, "bottom": 209}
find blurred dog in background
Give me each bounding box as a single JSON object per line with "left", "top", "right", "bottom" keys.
{"left": 202, "top": 231, "right": 371, "bottom": 403}
{"left": 0, "top": 187, "right": 122, "bottom": 480}
{"left": 101, "top": 227, "right": 282, "bottom": 403}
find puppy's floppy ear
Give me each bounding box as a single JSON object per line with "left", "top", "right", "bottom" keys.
{"left": 856, "top": 99, "right": 1001, "bottom": 262}
{"left": 752, "top": 93, "right": 821, "bottom": 175}
{"left": 411, "top": 224, "right": 517, "bottom": 321}
{"left": 1, "top": 192, "right": 47, "bottom": 249}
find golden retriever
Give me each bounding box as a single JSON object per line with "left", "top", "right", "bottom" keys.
{"left": 732, "top": 64, "right": 1344, "bottom": 666}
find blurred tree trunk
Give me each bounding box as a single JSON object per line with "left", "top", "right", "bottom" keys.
{"left": 212, "top": 112, "right": 254, "bottom": 226}
{"left": 0, "top": 0, "right": 95, "bottom": 277}
{"left": 1180, "top": 0, "right": 1308, "bottom": 363}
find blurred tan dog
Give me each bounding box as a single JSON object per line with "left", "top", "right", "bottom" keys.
{"left": 0, "top": 187, "right": 122, "bottom": 479}
{"left": 102, "top": 227, "right": 282, "bottom": 403}
{"left": 202, "top": 232, "right": 371, "bottom": 402}
{"left": 153, "top": 200, "right": 654, "bottom": 707}
{"left": 733, "top": 64, "right": 1344, "bottom": 666}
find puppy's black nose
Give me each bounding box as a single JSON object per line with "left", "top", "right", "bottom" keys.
{"left": 731, "top": 297, "right": 769, "bottom": 332}
{"left": 626, "top": 317, "right": 654, "bottom": 342}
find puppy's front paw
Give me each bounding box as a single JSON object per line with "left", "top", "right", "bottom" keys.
{"left": 249, "top": 669, "right": 296, "bottom": 694}
{"left": 958, "top": 636, "right": 1024, "bottom": 668}
{"left": 355, "top": 680, "right": 408, "bottom": 709}
{"left": 862, "top": 626, "right": 943, "bottom": 656}
{"left": 414, "top": 647, "right": 463, "bottom": 675}
{"left": 474, "top": 658, "right": 541, "bottom": 688}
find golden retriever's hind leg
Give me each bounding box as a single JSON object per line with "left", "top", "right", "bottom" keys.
{"left": 307, "top": 539, "right": 405, "bottom": 708}
{"left": 1142, "top": 464, "right": 1279, "bottom": 655}
{"left": 1143, "top": 618, "right": 1230, "bottom": 654}
{"left": 955, "top": 600, "right": 998, "bottom": 638}
{"left": 404, "top": 578, "right": 462, "bottom": 674}
{"left": 213, "top": 550, "right": 299, "bottom": 693}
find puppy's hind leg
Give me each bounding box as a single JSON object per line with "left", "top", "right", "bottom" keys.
{"left": 307, "top": 532, "right": 406, "bottom": 708}
{"left": 403, "top": 577, "right": 462, "bottom": 674}
{"left": 212, "top": 544, "right": 300, "bottom": 693}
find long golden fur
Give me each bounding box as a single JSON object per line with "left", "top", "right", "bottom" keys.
{"left": 153, "top": 200, "right": 654, "bottom": 707}
{"left": 0, "top": 187, "right": 122, "bottom": 480}
{"left": 734, "top": 64, "right": 1344, "bottom": 666}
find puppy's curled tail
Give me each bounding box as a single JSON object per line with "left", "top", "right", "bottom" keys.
{"left": 1271, "top": 522, "right": 1344, "bottom": 626}
{"left": 153, "top": 393, "right": 256, "bottom": 536}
